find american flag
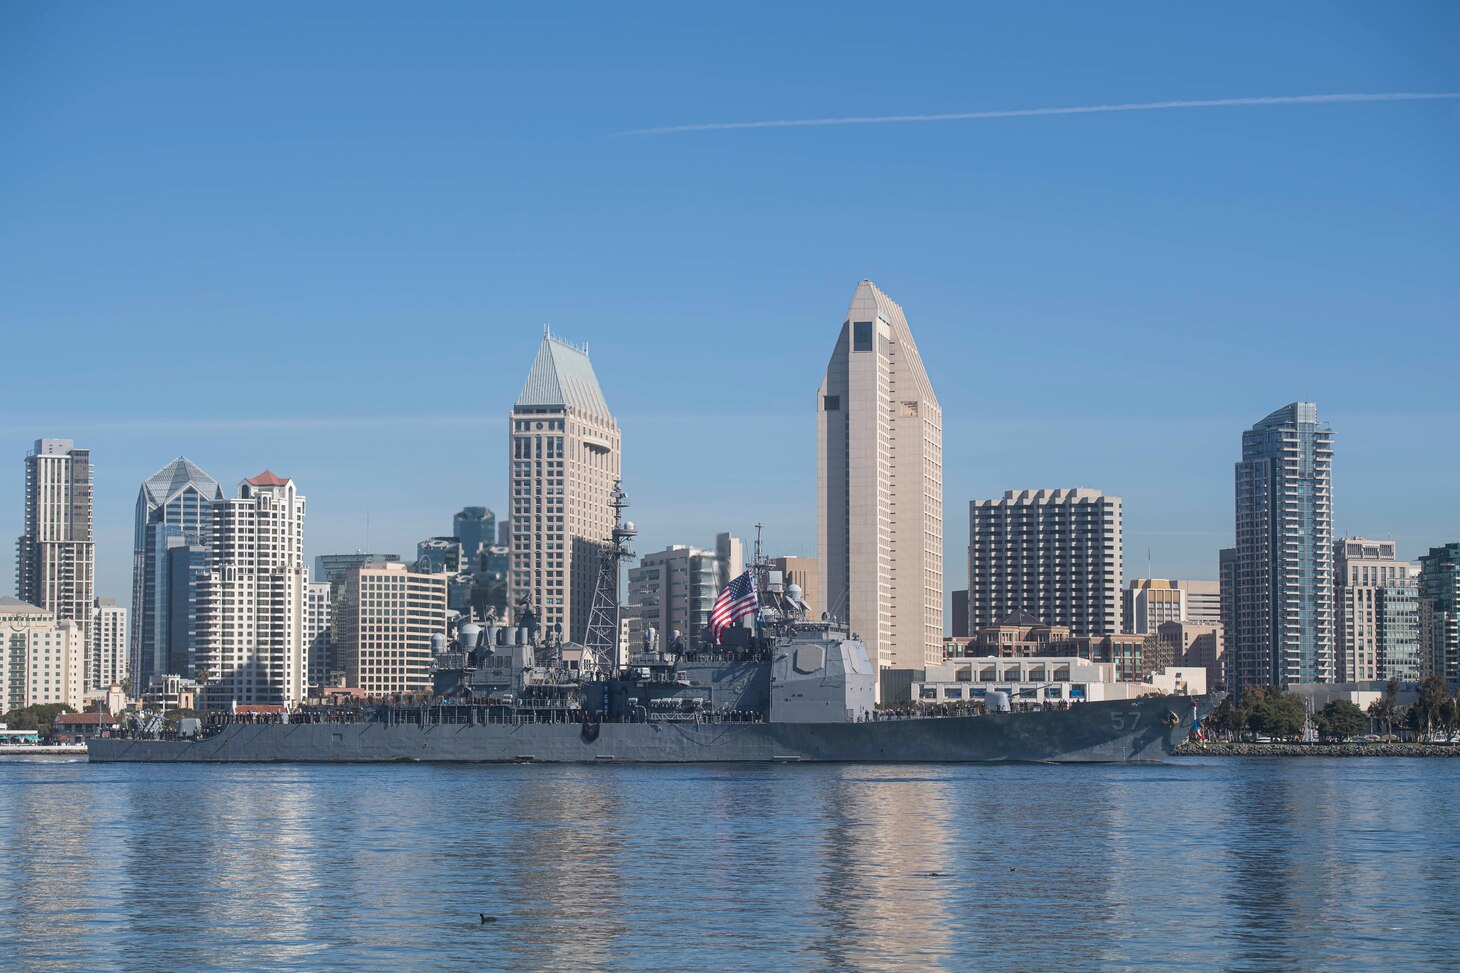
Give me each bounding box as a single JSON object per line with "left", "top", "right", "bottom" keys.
{"left": 709, "top": 569, "right": 759, "bottom": 643}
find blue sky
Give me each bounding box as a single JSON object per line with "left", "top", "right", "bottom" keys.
{"left": 2, "top": 2, "right": 1457, "bottom": 609}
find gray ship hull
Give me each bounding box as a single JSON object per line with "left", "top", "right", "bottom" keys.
{"left": 87, "top": 694, "right": 1210, "bottom": 764}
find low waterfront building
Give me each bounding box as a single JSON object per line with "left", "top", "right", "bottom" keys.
{"left": 947, "top": 611, "right": 1071, "bottom": 658}
{"left": 909, "top": 656, "right": 1206, "bottom": 706}
{"left": 51, "top": 711, "right": 119, "bottom": 743}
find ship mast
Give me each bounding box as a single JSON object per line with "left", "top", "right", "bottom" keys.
{"left": 582, "top": 481, "right": 635, "bottom": 675}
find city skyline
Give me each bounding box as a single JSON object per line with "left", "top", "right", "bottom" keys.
{"left": 2, "top": 4, "right": 1456, "bottom": 611}
{"left": 3, "top": 352, "right": 1456, "bottom": 620}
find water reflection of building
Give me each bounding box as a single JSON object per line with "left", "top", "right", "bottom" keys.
{"left": 806, "top": 768, "right": 956, "bottom": 968}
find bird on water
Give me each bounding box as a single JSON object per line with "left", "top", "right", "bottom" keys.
{"left": 480, "top": 913, "right": 498, "bottom": 924}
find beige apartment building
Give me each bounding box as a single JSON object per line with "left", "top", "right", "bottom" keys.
{"left": 509, "top": 329, "right": 621, "bottom": 644}
{"left": 817, "top": 280, "right": 943, "bottom": 670}
{"left": 196, "top": 471, "right": 309, "bottom": 707}
{"left": 334, "top": 561, "right": 448, "bottom": 696}
{"left": 1335, "top": 537, "right": 1420, "bottom": 682}
{"left": 0, "top": 596, "right": 85, "bottom": 712}
{"left": 1124, "top": 579, "right": 1222, "bottom": 633}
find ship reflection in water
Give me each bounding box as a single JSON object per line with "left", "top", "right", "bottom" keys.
{"left": 1, "top": 759, "right": 1459, "bottom": 972}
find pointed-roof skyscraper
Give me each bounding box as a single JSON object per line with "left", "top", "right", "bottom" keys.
{"left": 818, "top": 281, "right": 944, "bottom": 674}
{"left": 508, "top": 329, "right": 620, "bottom": 643}
{"left": 131, "top": 456, "right": 223, "bottom": 688}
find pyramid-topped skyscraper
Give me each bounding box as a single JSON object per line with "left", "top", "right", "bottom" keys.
{"left": 818, "top": 281, "right": 944, "bottom": 672}
{"left": 131, "top": 456, "right": 223, "bottom": 688}
{"left": 509, "top": 328, "right": 620, "bottom": 643}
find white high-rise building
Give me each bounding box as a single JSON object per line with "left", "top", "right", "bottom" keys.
{"left": 91, "top": 596, "right": 128, "bottom": 690}
{"left": 817, "top": 280, "right": 943, "bottom": 671}
{"left": 0, "top": 596, "right": 85, "bottom": 712}
{"left": 16, "top": 439, "right": 94, "bottom": 676}
{"left": 968, "top": 489, "right": 1123, "bottom": 638}
{"left": 196, "top": 471, "right": 308, "bottom": 707}
{"left": 509, "top": 329, "right": 620, "bottom": 644}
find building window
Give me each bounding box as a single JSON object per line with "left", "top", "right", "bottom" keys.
{"left": 823, "top": 395, "right": 840, "bottom": 411}
{"left": 853, "top": 321, "right": 873, "bottom": 352}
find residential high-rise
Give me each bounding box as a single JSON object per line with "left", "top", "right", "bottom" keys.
{"left": 968, "top": 489, "right": 1122, "bottom": 638}
{"left": 304, "top": 580, "right": 333, "bottom": 690}
{"left": 91, "top": 596, "right": 128, "bottom": 690}
{"left": 509, "top": 329, "right": 620, "bottom": 644}
{"left": 1419, "top": 543, "right": 1460, "bottom": 683}
{"left": 0, "top": 596, "right": 85, "bottom": 712}
{"left": 817, "top": 280, "right": 943, "bottom": 670}
{"left": 1232, "top": 402, "right": 1335, "bottom": 692}
{"left": 627, "top": 533, "right": 744, "bottom": 649}
{"left": 131, "top": 457, "right": 223, "bottom": 688}
{"left": 196, "top": 472, "right": 308, "bottom": 707}
{"left": 334, "top": 561, "right": 448, "bottom": 696}
{"left": 16, "top": 439, "right": 94, "bottom": 676}
{"left": 1334, "top": 538, "right": 1420, "bottom": 682}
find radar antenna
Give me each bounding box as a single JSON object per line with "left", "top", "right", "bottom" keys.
{"left": 582, "top": 481, "right": 635, "bottom": 676}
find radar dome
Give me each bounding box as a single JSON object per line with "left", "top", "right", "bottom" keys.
{"left": 430, "top": 632, "right": 447, "bottom": 655}
{"left": 458, "top": 621, "right": 482, "bottom": 650}
{"left": 786, "top": 583, "right": 804, "bottom": 604}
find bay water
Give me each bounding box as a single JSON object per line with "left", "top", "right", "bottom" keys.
{"left": 1, "top": 757, "right": 1455, "bottom": 972}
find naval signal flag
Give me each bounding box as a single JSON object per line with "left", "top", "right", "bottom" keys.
{"left": 710, "top": 570, "right": 759, "bottom": 643}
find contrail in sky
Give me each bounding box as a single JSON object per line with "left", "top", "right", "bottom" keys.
{"left": 612, "top": 92, "right": 1460, "bottom": 136}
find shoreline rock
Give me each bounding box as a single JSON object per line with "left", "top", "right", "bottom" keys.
{"left": 1174, "top": 741, "right": 1460, "bottom": 757}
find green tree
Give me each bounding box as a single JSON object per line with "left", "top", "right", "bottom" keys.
{"left": 1206, "top": 697, "right": 1240, "bottom": 741}
{"left": 1, "top": 703, "right": 75, "bottom": 732}
{"left": 1250, "top": 692, "right": 1308, "bottom": 742}
{"left": 1315, "top": 700, "right": 1368, "bottom": 742}
{"left": 1412, "top": 676, "right": 1454, "bottom": 740}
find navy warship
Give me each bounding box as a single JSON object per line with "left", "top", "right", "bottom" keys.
{"left": 88, "top": 489, "right": 1215, "bottom": 765}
